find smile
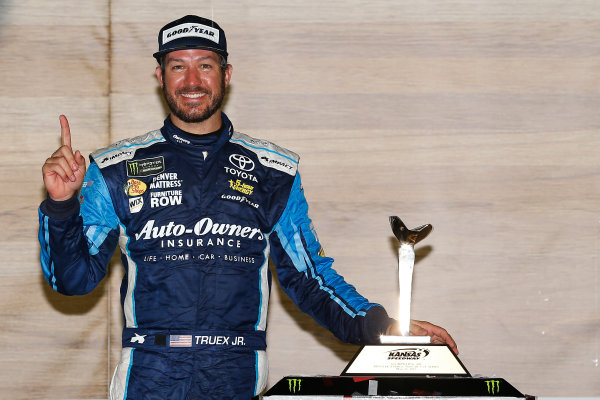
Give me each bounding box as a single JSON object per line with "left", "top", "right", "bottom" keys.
{"left": 181, "top": 93, "right": 206, "bottom": 99}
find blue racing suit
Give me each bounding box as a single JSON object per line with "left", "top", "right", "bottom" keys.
{"left": 38, "top": 114, "right": 392, "bottom": 399}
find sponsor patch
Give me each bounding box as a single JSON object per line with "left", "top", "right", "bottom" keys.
{"left": 259, "top": 155, "right": 294, "bottom": 172}
{"left": 162, "top": 23, "right": 219, "bottom": 45}
{"left": 129, "top": 196, "right": 144, "bottom": 213}
{"left": 130, "top": 333, "right": 146, "bottom": 344}
{"left": 228, "top": 179, "right": 254, "bottom": 195}
{"left": 229, "top": 154, "right": 255, "bottom": 171}
{"left": 127, "top": 157, "right": 165, "bottom": 177}
{"left": 124, "top": 179, "right": 147, "bottom": 196}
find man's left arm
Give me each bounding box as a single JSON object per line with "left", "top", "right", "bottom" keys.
{"left": 270, "top": 173, "right": 458, "bottom": 352}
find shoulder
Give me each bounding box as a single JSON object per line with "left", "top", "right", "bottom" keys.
{"left": 229, "top": 131, "right": 299, "bottom": 176}
{"left": 90, "top": 129, "right": 165, "bottom": 169}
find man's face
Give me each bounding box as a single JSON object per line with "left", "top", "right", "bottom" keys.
{"left": 156, "top": 49, "right": 231, "bottom": 124}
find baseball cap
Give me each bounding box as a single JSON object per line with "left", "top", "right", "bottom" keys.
{"left": 153, "top": 15, "right": 228, "bottom": 62}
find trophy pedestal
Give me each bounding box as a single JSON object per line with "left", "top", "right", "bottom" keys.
{"left": 263, "top": 376, "right": 528, "bottom": 399}
{"left": 262, "top": 342, "right": 529, "bottom": 398}
{"left": 341, "top": 343, "right": 469, "bottom": 378}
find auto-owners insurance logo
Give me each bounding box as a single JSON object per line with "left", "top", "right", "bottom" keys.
{"left": 229, "top": 154, "right": 255, "bottom": 172}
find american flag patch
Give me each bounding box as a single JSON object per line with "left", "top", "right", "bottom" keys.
{"left": 169, "top": 335, "right": 192, "bottom": 347}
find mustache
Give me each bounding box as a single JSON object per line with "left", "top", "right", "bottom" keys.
{"left": 175, "top": 86, "right": 210, "bottom": 96}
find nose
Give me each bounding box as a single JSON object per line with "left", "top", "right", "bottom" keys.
{"left": 183, "top": 68, "right": 202, "bottom": 87}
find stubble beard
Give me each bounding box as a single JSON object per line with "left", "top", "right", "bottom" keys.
{"left": 163, "top": 75, "right": 226, "bottom": 124}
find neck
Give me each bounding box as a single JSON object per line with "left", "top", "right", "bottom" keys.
{"left": 169, "top": 111, "right": 223, "bottom": 135}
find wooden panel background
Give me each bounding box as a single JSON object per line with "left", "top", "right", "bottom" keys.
{"left": 1, "top": 0, "right": 598, "bottom": 398}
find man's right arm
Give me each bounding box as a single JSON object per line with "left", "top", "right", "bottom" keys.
{"left": 39, "top": 115, "right": 119, "bottom": 295}
{"left": 39, "top": 162, "right": 120, "bottom": 295}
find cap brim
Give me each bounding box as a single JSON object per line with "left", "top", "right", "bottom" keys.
{"left": 153, "top": 45, "right": 228, "bottom": 62}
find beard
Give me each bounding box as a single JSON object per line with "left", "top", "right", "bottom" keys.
{"left": 162, "top": 74, "right": 226, "bottom": 124}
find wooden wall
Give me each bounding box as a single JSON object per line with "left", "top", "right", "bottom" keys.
{"left": 1, "top": 1, "right": 598, "bottom": 398}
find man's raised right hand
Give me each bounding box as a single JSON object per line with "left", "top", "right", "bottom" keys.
{"left": 42, "top": 115, "right": 87, "bottom": 201}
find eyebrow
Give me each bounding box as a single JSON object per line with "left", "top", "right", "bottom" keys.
{"left": 166, "top": 56, "right": 216, "bottom": 64}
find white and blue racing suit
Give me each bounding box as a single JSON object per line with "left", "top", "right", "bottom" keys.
{"left": 39, "top": 113, "right": 392, "bottom": 399}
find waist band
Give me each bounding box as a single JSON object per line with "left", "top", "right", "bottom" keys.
{"left": 123, "top": 328, "right": 266, "bottom": 350}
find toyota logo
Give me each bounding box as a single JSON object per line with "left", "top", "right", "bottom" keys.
{"left": 229, "top": 154, "right": 255, "bottom": 171}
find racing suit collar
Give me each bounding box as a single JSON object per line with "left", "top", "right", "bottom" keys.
{"left": 161, "top": 112, "right": 233, "bottom": 153}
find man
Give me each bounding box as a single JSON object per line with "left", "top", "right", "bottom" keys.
{"left": 39, "top": 15, "right": 457, "bottom": 400}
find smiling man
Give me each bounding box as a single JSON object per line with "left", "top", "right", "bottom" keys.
{"left": 39, "top": 15, "right": 456, "bottom": 400}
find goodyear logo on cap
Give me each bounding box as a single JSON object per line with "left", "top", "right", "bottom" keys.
{"left": 162, "top": 23, "right": 219, "bottom": 45}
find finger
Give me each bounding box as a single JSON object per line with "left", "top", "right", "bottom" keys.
{"left": 50, "top": 155, "right": 78, "bottom": 182}
{"left": 74, "top": 150, "right": 86, "bottom": 169}
{"left": 53, "top": 145, "right": 79, "bottom": 173}
{"left": 60, "top": 115, "right": 71, "bottom": 148}
{"left": 43, "top": 157, "right": 75, "bottom": 183}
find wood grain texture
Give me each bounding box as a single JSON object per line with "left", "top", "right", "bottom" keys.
{"left": 1, "top": 0, "right": 598, "bottom": 398}
{"left": 0, "top": 1, "right": 110, "bottom": 399}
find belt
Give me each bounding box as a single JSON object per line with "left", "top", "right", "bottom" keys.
{"left": 122, "top": 328, "right": 267, "bottom": 350}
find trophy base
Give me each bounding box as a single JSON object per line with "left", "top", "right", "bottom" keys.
{"left": 380, "top": 335, "right": 431, "bottom": 344}
{"left": 263, "top": 376, "right": 529, "bottom": 399}
{"left": 341, "top": 344, "right": 469, "bottom": 377}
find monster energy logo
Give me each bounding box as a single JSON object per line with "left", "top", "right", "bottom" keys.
{"left": 485, "top": 380, "right": 500, "bottom": 395}
{"left": 127, "top": 157, "right": 165, "bottom": 177}
{"left": 288, "top": 378, "right": 302, "bottom": 393}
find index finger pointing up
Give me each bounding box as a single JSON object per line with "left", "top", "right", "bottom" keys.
{"left": 59, "top": 114, "right": 71, "bottom": 148}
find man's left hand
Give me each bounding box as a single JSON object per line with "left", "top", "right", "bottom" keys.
{"left": 386, "top": 319, "right": 459, "bottom": 355}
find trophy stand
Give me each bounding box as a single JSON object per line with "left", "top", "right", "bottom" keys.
{"left": 341, "top": 216, "right": 469, "bottom": 378}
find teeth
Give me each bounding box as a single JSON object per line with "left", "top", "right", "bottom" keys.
{"left": 181, "top": 93, "right": 205, "bottom": 98}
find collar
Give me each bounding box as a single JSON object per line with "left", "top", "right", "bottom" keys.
{"left": 161, "top": 113, "right": 233, "bottom": 152}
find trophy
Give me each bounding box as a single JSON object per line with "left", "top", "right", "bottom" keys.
{"left": 340, "top": 216, "right": 469, "bottom": 377}
{"left": 380, "top": 216, "right": 432, "bottom": 343}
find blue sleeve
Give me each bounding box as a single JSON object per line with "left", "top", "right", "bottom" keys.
{"left": 269, "top": 173, "right": 391, "bottom": 344}
{"left": 39, "top": 162, "right": 120, "bottom": 295}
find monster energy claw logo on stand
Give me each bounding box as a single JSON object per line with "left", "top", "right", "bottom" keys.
{"left": 486, "top": 380, "right": 500, "bottom": 395}
{"left": 127, "top": 156, "right": 165, "bottom": 177}
{"left": 287, "top": 378, "right": 302, "bottom": 393}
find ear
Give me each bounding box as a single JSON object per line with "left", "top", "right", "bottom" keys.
{"left": 224, "top": 64, "right": 233, "bottom": 88}
{"left": 155, "top": 66, "right": 164, "bottom": 86}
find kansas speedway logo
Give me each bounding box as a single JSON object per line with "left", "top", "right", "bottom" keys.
{"left": 387, "top": 348, "right": 430, "bottom": 360}
{"left": 127, "top": 156, "right": 165, "bottom": 177}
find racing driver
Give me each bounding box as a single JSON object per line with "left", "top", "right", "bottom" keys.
{"left": 39, "top": 15, "right": 457, "bottom": 400}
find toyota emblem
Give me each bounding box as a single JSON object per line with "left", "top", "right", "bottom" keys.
{"left": 229, "top": 154, "right": 255, "bottom": 171}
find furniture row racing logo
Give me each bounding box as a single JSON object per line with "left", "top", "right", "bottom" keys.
{"left": 387, "top": 348, "right": 430, "bottom": 360}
